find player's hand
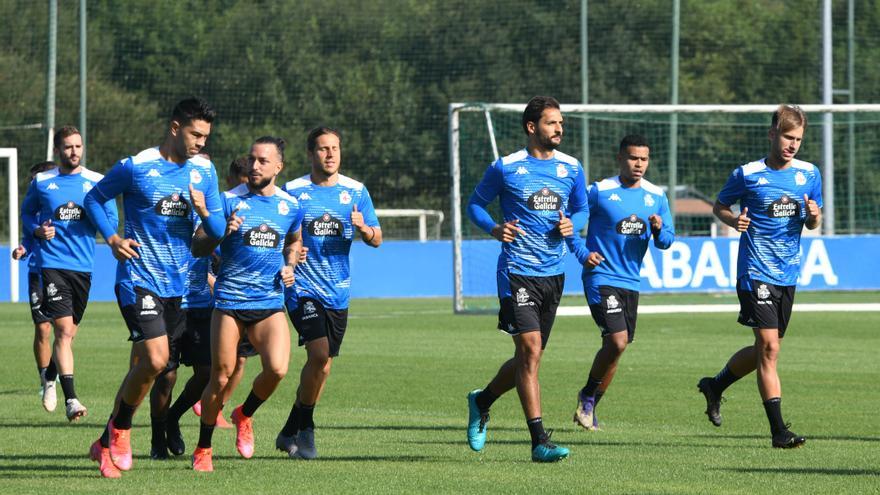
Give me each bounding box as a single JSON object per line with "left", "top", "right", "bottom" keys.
{"left": 735, "top": 207, "right": 750, "bottom": 232}
{"left": 298, "top": 246, "right": 309, "bottom": 264}
{"left": 108, "top": 234, "right": 140, "bottom": 261}
{"left": 804, "top": 194, "right": 820, "bottom": 219}
{"left": 280, "top": 264, "right": 295, "bottom": 287}
{"left": 585, "top": 251, "right": 605, "bottom": 268}
{"left": 11, "top": 245, "right": 26, "bottom": 260}
{"left": 189, "top": 184, "right": 209, "bottom": 218}
{"left": 649, "top": 214, "right": 662, "bottom": 233}
{"left": 556, "top": 210, "right": 573, "bottom": 237}
{"left": 34, "top": 219, "right": 55, "bottom": 240}
{"left": 491, "top": 219, "right": 526, "bottom": 243}
{"left": 351, "top": 204, "right": 367, "bottom": 231}
{"left": 225, "top": 208, "right": 243, "bottom": 237}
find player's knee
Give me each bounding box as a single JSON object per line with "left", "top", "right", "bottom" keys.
{"left": 266, "top": 363, "right": 288, "bottom": 382}
{"left": 145, "top": 354, "right": 170, "bottom": 375}
{"left": 758, "top": 340, "right": 780, "bottom": 360}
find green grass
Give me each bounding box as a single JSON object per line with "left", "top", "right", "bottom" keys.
{"left": 0, "top": 296, "right": 878, "bottom": 494}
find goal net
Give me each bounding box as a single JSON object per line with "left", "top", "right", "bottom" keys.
{"left": 449, "top": 103, "right": 880, "bottom": 313}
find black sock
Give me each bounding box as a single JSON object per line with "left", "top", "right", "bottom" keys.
{"left": 38, "top": 366, "right": 47, "bottom": 384}
{"left": 197, "top": 422, "right": 215, "bottom": 449}
{"left": 168, "top": 392, "right": 200, "bottom": 423}
{"left": 711, "top": 365, "right": 740, "bottom": 395}
{"left": 475, "top": 388, "right": 498, "bottom": 413}
{"left": 45, "top": 360, "right": 58, "bottom": 382}
{"left": 114, "top": 399, "right": 137, "bottom": 430}
{"left": 151, "top": 416, "right": 167, "bottom": 447}
{"left": 527, "top": 417, "right": 546, "bottom": 449}
{"left": 580, "top": 376, "right": 602, "bottom": 399}
{"left": 241, "top": 390, "right": 265, "bottom": 418}
{"left": 297, "top": 403, "right": 315, "bottom": 430}
{"left": 59, "top": 374, "right": 77, "bottom": 401}
{"left": 594, "top": 390, "right": 605, "bottom": 407}
{"left": 100, "top": 414, "right": 112, "bottom": 448}
{"left": 763, "top": 397, "right": 786, "bottom": 435}
{"left": 281, "top": 404, "right": 299, "bottom": 437}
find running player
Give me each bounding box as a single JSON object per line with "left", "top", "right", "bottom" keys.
{"left": 83, "top": 97, "right": 227, "bottom": 478}
{"left": 567, "top": 135, "right": 675, "bottom": 431}
{"left": 465, "top": 96, "right": 589, "bottom": 462}
{"left": 275, "top": 126, "right": 381, "bottom": 460}
{"left": 190, "top": 136, "right": 303, "bottom": 472}
{"left": 698, "top": 104, "right": 821, "bottom": 449}
{"left": 21, "top": 126, "right": 118, "bottom": 422}
{"left": 13, "top": 160, "right": 58, "bottom": 412}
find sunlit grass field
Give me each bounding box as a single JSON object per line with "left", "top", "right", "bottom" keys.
{"left": 0, "top": 294, "right": 877, "bottom": 494}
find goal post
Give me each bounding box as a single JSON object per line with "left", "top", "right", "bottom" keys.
{"left": 449, "top": 103, "right": 880, "bottom": 313}
{"left": 1, "top": 148, "right": 19, "bottom": 303}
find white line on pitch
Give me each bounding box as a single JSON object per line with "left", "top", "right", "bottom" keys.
{"left": 555, "top": 303, "right": 880, "bottom": 316}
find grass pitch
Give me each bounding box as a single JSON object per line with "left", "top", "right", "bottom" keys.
{"left": 0, "top": 294, "right": 878, "bottom": 494}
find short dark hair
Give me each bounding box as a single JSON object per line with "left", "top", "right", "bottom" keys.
{"left": 53, "top": 125, "right": 81, "bottom": 150}
{"left": 521, "top": 96, "right": 560, "bottom": 135}
{"left": 771, "top": 104, "right": 807, "bottom": 133}
{"left": 619, "top": 134, "right": 650, "bottom": 153}
{"left": 228, "top": 156, "right": 249, "bottom": 179}
{"left": 170, "top": 97, "right": 216, "bottom": 127}
{"left": 306, "top": 126, "right": 341, "bottom": 152}
{"left": 29, "top": 160, "right": 56, "bottom": 179}
{"left": 254, "top": 136, "right": 286, "bottom": 162}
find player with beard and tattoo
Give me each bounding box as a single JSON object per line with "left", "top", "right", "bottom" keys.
{"left": 465, "top": 96, "right": 589, "bottom": 462}
{"left": 21, "top": 126, "right": 118, "bottom": 422}
{"left": 83, "top": 98, "right": 226, "bottom": 478}
{"left": 189, "top": 136, "right": 304, "bottom": 472}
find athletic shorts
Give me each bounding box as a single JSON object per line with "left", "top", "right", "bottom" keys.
{"left": 116, "top": 285, "right": 186, "bottom": 370}
{"left": 180, "top": 307, "right": 212, "bottom": 367}
{"left": 27, "top": 272, "right": 51, "bottom": 324}
{"left": 587, "top": 285, "right": 640, "bottom": 343}
{"left": 217, "top": 308, "right": 283, "bottom": 325}
{"left": 497, "top": 272, "right": 564, "bottom": 349}
{"left": 736, "top": 279, "right": 796, "bottom": 337}
{"left": 41, "top": 268, "right": 92, "bottom": 324}
{"left": 289, "top": 298, "right": 349, "bottom": 357}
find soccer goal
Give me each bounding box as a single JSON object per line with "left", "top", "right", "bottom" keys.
{"left": 449, "top": 103, "right": 880, "bottom": 313}
{"left": 1, "top": 148, "right": 20, "bottom": 303}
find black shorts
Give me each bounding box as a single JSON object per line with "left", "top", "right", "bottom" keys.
{"left": 180, "top": 307, "right": 212, "bottom": 367}
{"left": 238, "top": 334, "right": 258, "bottom": 358}
{"left": 498, "top": 273, "right": 564, "bottom": 349}
{"left": 27, "top": 272, "right": 51, "bottom": 324}
{"left": 116, "top": 285, "right": 186, "bottom": 370}
{"left": 289, "top": 298, "right": 349, "bottom": 357}
{"left": 217, "top": 308, "right": 283, "bottom": 325}
{"left": 587, "top": 286, "right": 640, "bottom": 343}
{"left": 736, "top": 279, "right": 796, "bottom": 337}
{"left": 41, "top": 268, "right": 92, "bottom": 324}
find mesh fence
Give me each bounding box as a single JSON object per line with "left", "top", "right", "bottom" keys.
{"left": 1, "top": 0, "right": 879, "bottom": 242}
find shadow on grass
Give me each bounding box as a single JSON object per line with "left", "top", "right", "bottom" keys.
{"left": 322, "top": 424, "right": 523, "bottom": 433}
{"left": 690, "top": 433, "right": 880, "bottom": 443}
{"left": 715, "top": 467, "right": 880, "bottom": 476}
{"left": 0, "top": 421, "right": 97, "bottom": 429}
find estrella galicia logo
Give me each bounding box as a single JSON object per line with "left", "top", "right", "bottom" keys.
{"left": 155, "top": 192, "right": 190, "bottom": 217}
{"left": 309, "top": 212, "right": 343, "bottom": 237}
{"left": 528, "top": 187, "right": 561, "bottom": 211}
{"left": 245, "top": 223, "right": 280, "bottom": 248}
{"left": 54, "top": 201, "right": 85, "bottom": 221}
{"left": 616, "top": 214, "right": 647, "bottom": 236}
{"left": 768, "top": 195, "right": 800, "bottom": 218}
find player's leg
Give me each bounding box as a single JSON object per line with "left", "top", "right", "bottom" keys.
{"left": 280, "top": 338, "right": 331, "bottom": 459}
{"left": 30, "top": 272, "right": 57, "bottom": 409}
{"left": 148, "top": 297, "right": 186, "bottom": 459}
{"left": 44, "top": 270, "right": 91, "bottom": 421}
{"left": 166, "top": 307, "right": 213, "bottom": 456}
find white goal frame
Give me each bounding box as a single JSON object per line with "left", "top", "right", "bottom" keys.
{"left": 1, "top": 148, "right": 19, "bottom": 303}
{"left": 449, "top": 103, "right": 880, "bottom": 313}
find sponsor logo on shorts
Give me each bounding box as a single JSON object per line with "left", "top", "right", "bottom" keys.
{"left": 245, "top": 224, "right": 281, "bottom": 248}
{"left": 139, "top": 294, "right": 159, "bottom": 315}
{"left": 339, "top": 190, "right": 352, "bottom": 205}
{"left": 528, "top": 187, "right": 561, "bottom": 211}
{"left": 644, "top": 194, "right": 655, "bottom": 207}
{"left": 756, "top": 284, "right": 773, "bottom": 305}
{"left": 190, "top": 169, "right": 203, "bottom": 184}
{"left": 30, "top": 291, "right": 39, "bottom": 304}
{"left": 309, "top": 213, "right": 343, "bottom": 237}
{"left": 616, "top": 214, "right": 647, "bottom": 236}
{"left": 46, "top": 283, "right": 58, "bottom": 297}
{"left": 55, "top": 201, "right": 85, "bottom": 221}
{"left": 278, "top": 200, "right": 290, "bottom": 215}
{"left": 556, "top": 164, "right": 568, "bottom": 178}
{"left": 767, "top": 195, "right": 799, "bottom": 218}
{"left": 155, "top": 192, "right": 190, "bottom": 217}
{"left": 795, "top": 171, "right": 807, "bottom": 186}
{"left": 301, "top": 300, "right": 318, "bottom": 320}
{"left": 515, "top": 287, "right": 534, "bottom": 306}
{"left": 606, "top": 294, "right": 622, "bottom": 313}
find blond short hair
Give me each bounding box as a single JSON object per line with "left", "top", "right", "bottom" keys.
{"left": 771, "top": 104, "right": 807, "bottom": 133}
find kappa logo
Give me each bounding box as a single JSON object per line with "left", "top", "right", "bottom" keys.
{"left": 47, "top": 183, "right": 59, "bottom": 190}
{"left": 299, "top": 192, "right": 311, "bottom": 201}
{"left": 142, "top": 295, "right": 157, "bottom": 309}
{"left": 606, "top": 295, "right": 619, "bottom": 309}
{"left": 644, "top": 194, "right": 655, "bottom": 207}
{"left": 757, "top": 177, "right": 770, "bottom": 186}
{"left": 46, "top": 283, "right": 58, "bottom": 297}
{"left": 756, "top": 284, "right": 770, "bottom": 300}
{"left": 609, "top": 193, "right": 621, "bottom": 202}
{"left": 235, "top": 200, "right": 251, "bottom": 211}
{"left": 515, "top": 287, "right": 530, "bottom": 305}
{"left": 190, "top": 169, "right": 203, "bottom": 184}
{"left": 795, "top": 171, "right": 807, "bottom": 186}
{"left": 339, "top": 190, "right": 352, "bottom": 205}
{"left": 515, "top": 166, "right": 528, "bottom": 175}
{"left": 82, "top": 181, "right": 93, "bottom": 193}
{"left": 556, "top": 164, "right": 568, "bottom": 178}
{"left": 147, "top": 169, "right": 161, "bottom": 178}
{"left": 278, "top": 200, "right": 290, "bottom": 215}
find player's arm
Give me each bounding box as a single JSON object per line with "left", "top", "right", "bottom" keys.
{"left": 804, "top": 173, "right": 823, "bottom": 230}
{"left": 564, "top": 167, "right": 590, "bottom": 236}
{"left": 84, "top": 158, "right": 140, "bottom": 259}
{"left": 650, "top": 194, "right": 675, "bottom": 249}
{"left": 713, "top": 168, "right": 749, "bottom": 232}
{"left": 188, "top": 166, "right": 227, "bottom": 239}
{"left": 280, "top": 229, "right": 302, "bottom": 287}
{"left": 467, "top": 160, "right": 525, "bottom": 242}
{"left": 21, "top": 180, "right": 50, "bottom": 240}
{"left": 352, "top": 190, "right": 382, "bottom": 247}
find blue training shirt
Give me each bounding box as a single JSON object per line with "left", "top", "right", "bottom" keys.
{"left": 282, "top": 174, "right": 380, "bottom": 310}
{"left": 213, "top": 184, "right": 303, "bottom": 310}
{"left": 21, "top": 167, "right": 118, "bottom": 273}
{"left": 468, "top": 149, "right": 589, "bottom": 280}
{"left": 20, "top": 219, "right": 41, "bottom": 274}
{"left": 717, "top": 157, "right": 823, "bottom": 287}
{"left": 182, "top": 218, "right": 214, "bottom": 310}
{"left": 568, "top": 176, "right": 675, "bottom": 303}
{"left": 83, "top": 147, "right": 224, "bottom": 303}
